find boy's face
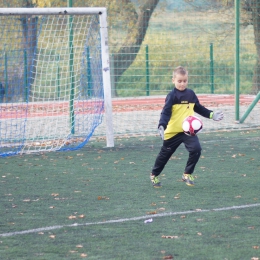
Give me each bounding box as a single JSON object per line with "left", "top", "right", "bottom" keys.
{"left": 172, "top": 73, "right": 188, "bottom": 91}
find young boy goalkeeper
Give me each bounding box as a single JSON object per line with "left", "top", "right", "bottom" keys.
{"left": 150, "top": 66, "right": 224, "bottom": 187}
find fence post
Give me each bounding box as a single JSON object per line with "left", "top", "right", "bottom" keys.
{"left": 145, "top": 45, "right": 150, "bottom": 96}
{"left": 86, "top": 46, "right": 92, "bottom": 97}
{"left": 68, "top": 0, "right": 75, "bottom": 134}
{"left": 235, "top": 0, "right": 240, "bottom": 121}
{"left": 110, "top": 54, "right": 116, "bottom": 97}
{"left": 210, "top": 43, "right": 214, "bottom": 94}
{"left": 239, "top": 91, "right": 260, "bottom": 123}
{"left": 4, "top": 52, "right": 8, "bottom": 100}
{"left": 56, "top": 55, "right": 60, "bottom": 98}
{"left": 23, "top": 50, "right": 28, "bottom": 102}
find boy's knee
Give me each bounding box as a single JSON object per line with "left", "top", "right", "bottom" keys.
{"left": 190, "top": 146, "right": 201, "bottom": 155}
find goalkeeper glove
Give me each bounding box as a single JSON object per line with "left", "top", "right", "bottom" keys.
{"left": 158, "top": 125, "right": 164, "bottom": 140}
{"left": 211, "top": 111, "right": 224, "bottom": 121}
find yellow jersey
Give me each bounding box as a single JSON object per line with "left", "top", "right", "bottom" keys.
{"left": 159, "top": 88, "right": 212, "bottom": 140}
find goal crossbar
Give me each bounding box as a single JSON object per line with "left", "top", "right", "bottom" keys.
{"left": 0, "top": 7, "right": 106, "bottom": 16}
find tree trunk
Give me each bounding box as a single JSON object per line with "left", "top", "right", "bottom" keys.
{"left": 21, "top": 16, "right": 38, "bottom": 100}
{"left": 112, "top": 0, "right": 160, "bottom": 95}
{"left": 251, "top": 0, "right": 260, "bottom": 94}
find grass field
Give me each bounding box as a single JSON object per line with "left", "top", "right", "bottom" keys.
{"left": 1, "top": 129, "right": 260, "bottom": 260}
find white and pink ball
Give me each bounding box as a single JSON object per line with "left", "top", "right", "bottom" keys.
{"left": 182, "top": 116, "right": 203, "bottom": 136}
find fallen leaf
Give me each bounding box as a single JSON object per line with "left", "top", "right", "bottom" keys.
{"left": 147, "top": 211, "right": 157, "bottom": 215}
{"left": 158, "top": 208, "right": 166, "bottom": 211}
{"left": 68, "top": 215, "right": 77, "bottom": 219}
{"left": 174, "top": 193, "right": 180, "bottom": 199}
{"left": 97, "top": 196, "right": 109, "bottom": 200}
{"left": 163, "top": 255, "right": 174, "bottom": 259}
{"left": 161, "top": 235, "right": 178, "bottom": 239}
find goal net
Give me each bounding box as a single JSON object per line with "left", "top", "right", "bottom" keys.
{"left": 0, "top": 8, "right": 114, "bottom": 156}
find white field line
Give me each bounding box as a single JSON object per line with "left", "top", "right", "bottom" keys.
{"left": 1, "top": 203, "right": 260, "bottom": 237}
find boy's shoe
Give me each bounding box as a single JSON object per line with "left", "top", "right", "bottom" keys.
{"left": 150, "top": 174, "right": 161, "bottom": 188}
{"left": 182, "top": 173, "right": 194, "bottom": 186}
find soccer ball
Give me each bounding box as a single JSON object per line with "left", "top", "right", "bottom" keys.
{"left": 182, "top": 116, "right": 203, "bottom": 136}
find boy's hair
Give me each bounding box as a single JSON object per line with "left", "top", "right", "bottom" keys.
{"left": 173, "top": 66, "right": 188, "bottom": 78}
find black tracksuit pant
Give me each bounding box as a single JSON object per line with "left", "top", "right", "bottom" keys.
{"left": 152, "top": 133, "right": 201, "bottom": 176}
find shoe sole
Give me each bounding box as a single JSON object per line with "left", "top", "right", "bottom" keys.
{"left": 185, "top": 182, "right": 194, "bottom": 186}
{"left": 182, "top": 178, "right": 194, "bottom": 186}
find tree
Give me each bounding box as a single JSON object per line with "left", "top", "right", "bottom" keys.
{"left": 247, "top": 0, "right": 260, "bottom": 93}
{"left": 72, "top": 0, "right": 161, "bottom": 95}
{"left": 0, "top": 0, "right": 65, "bottom": 101}
{"left": 111, "top": 0, "right": 160, "bottom": 94}
{"left": 212, "top": 0, "right": 260, "bottom": 93}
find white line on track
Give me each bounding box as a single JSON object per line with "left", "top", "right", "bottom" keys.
{"left": 1, "top": 203, "right": 260, "bottom": 237}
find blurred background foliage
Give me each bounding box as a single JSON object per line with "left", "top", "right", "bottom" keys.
{"left": 0, "top": 0, "right": 259, "bottom": 97}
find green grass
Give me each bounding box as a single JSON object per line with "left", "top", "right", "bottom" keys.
{"left": 1, "top": 129, "right": 260, "bottom": 259}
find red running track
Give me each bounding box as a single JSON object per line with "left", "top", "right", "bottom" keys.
{"left": 0, "top": 94, "right": 259, "bottom": 118}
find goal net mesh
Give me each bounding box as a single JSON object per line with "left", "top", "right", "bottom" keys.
{"left": 0, "top": 12, "right": 104, "bottom": 156}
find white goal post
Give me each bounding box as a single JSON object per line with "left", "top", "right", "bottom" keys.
{"left": 0, "top": 7, "right": 114, "bottom": 156}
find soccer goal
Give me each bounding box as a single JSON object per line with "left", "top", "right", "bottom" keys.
{"left": 0, "top": 7, "right": 114, "bottom": 156}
